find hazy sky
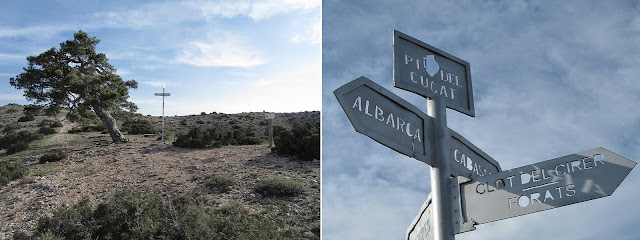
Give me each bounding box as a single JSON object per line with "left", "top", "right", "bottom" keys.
{"left": 323, "top": 1, "right": 640, "bottom": 239}
{"left": 0, "top": 0, "right": 320, "bottom": 116}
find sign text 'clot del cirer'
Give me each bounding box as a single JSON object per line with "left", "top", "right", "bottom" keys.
{"left": 333, "top": 30, "right": 636, "bottom": 240}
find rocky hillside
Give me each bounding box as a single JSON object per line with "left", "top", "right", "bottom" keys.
{"left": 0, "top": 104, "right": 320, "bottom": 239}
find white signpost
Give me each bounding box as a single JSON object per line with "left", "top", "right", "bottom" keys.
{"left": 336, "top": 30, "right": 636, "bottom": 240}
{"left": 154, "top": 85, "right": 170, "bottom": 147}
{"left": 265, "top": 113, "right": 275, "bottom": 147}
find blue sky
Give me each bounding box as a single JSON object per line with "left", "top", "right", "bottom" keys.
{"left": 0, "top": 0, "right": 320, "bottom": 116}
{"left": 323, "top": 1, "right": 640, "bottom": 239}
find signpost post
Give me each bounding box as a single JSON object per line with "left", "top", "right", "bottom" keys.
{"left": 154, "top": 85, "right": 171, "bottom": 147}
{"left": 265, "top": 113, "right": 275, "bottom": 147}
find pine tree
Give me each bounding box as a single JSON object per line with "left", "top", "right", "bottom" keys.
{"left": 10, "top": 30, "right": 137, "bottom": 143}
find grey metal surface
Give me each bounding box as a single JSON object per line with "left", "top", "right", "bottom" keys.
{"left": 407, "top": 194, "right": 434, "bottom": 240}
{"left": 448, "top": 129, "right": 501, "bottom": 179}
{"left": 427, "top": 98, "right": 455, "bottom": 240}
{"left": 334, "top": 76, "right": 433, "bottom": 164}
{"left": 459, "top": 147, "right": 636, "bottom": 224}
{"left": 393, "top": 30, "right": 474, "bottom": 117}
{"left": 450, "top": 176, "right": 476, "bottom": 235}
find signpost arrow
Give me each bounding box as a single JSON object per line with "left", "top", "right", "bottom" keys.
{"left": 448, "top": 129, "right": 501, "bottom": 179}
{"left": 334, "top": 76, "right": 433, "bottom": 165}
{"left": 407, "top": 194, "right": 434, "bottom": 240}
{"left": 393, "top": 30, "right": 474, "bottom": 117}
{"left": 457, "top": 147, "right": 636, "bottom": 225}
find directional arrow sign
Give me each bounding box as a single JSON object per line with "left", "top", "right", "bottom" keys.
{"left": 393, "top": 30, "right": 474, "bottom": 117}
{"left": 449, "top": 129, "right": 501, "bottom": 179}
{"left": 459, "top": 147, "right": 636, "bottom": 225}
{"left": 334, "top": 76, "right": 433, "bottom": 164}
{"left": 407, "top": 194, "right": 434, "bottom": 240}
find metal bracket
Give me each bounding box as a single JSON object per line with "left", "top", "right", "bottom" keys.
{"left": 451, "top": 175, "right": 476, "bottom": 234}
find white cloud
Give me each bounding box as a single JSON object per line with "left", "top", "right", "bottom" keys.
{"left": 193, "top": 0, "right": 320, "bottom": 21}
{"left": 0, "top": 25, "right": 72, "bottom": 38}
{"left": 193, "top": 57, "right": 320, "bottom": 113}
{"left": 177, "top": 33, "right": 267, "bottom": 67}
{"left": 290, "top": 18, "right": 321, "bottom": 44}
{"left": 142, "top": 81, "right": 182, "bottom": 88}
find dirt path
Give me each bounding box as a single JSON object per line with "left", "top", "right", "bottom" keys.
{"left": 44, "top": 120, "right": 76, "bottom": 146}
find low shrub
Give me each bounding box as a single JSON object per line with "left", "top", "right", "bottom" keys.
{"left": 17, "top": 115, "right": 35, "bottom": 122}
{"left": 121, "top": 119, "right": 157, "bottom": 135}
{"left": 272, "top": 122, "right": 320, "bottom": 161}
{"left": 174, "top": 126, "right": 261, "bottom": 149}
{"left": 68, "top": 124, "right": 106, "bottom": 133}
{"left": 3, "top": 125, "right": 19, "bottom": 133}
{"left": 6, "top": 142, "right": 30, "bottom": 155}
{"left": 0, "top": 130, "right": 42, "bottom": 155}
{"left": 0, "top": 160, "right": 27, "bottom": 186}
{"left": 204, "top": 174, "right": 236, "bottom": 193}
{"left": 39, "top": 150, "right": 68, "bottom": 164}
{"left": 22, "top": 188, "right": 302, "bottom": 239}
{"left": 39, "top": 126, "right": 57, "bottom": 135}
{"left": 38, "top": 119, "right": 62, "bottom": 128}
{"left": 254, "top": 176, "right": 305, "bottom": 198}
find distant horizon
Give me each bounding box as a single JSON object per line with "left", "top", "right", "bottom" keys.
{"left": 0, "top": 102, "right": 320, "bottom": 117}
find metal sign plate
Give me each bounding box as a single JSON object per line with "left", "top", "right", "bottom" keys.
{"left": 334, "top": 76, "right": 433, "bottom": 164}
{"left": 393, "top": 30, "right": 474, "bottom": 117}
{"left": 449, "top": 129, "right": 501, "bottom": 179}
{"left": 265, "top": 113, "right": 275, "bottom": 119}
{"left": 459, "top": 147, "right": 636, "bottom": 224}
{"left": 407, "top": 194, "right": 434, "bottom": 240}
{"left": 154, "top": 93, "right": 171, "bottom": 96}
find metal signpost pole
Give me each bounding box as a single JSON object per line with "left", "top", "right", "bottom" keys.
{"left": 154, "top": 85, "right": 170, "bottom": 148}
{"left": 269, "top": 118, "right": 273, "bottom": 148}
{"left": 428, "top": 98, "right": 454, "bottom": 240}
{"left": 161, "top": 85, "right": 165, "bottom": 147}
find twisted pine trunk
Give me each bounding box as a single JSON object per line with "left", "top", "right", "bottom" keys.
{"left": 93, "top": 106, "right": 128, "bottom": 143}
